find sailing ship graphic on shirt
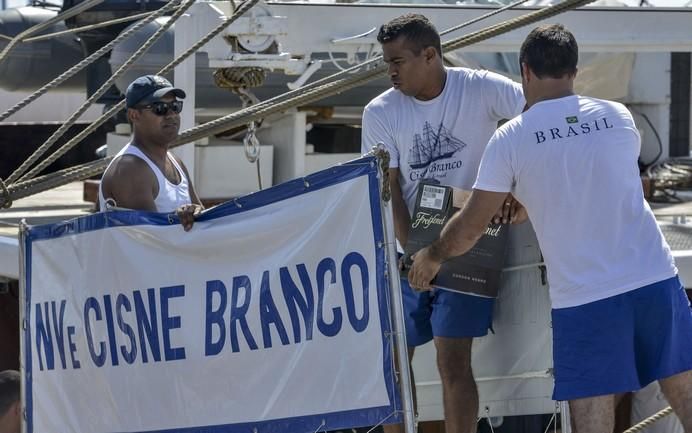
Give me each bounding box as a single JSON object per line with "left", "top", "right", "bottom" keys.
{"left": 408, "top": 121, "right": 467, "bottom": 170}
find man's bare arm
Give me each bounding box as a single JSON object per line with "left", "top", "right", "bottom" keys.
{"left": 102, "top": 156, "right": 157, "bottom": 211}
{"left": 408, "top": 189, "right": 507, "bottom": 291}
{"left": 431, "top": 189, "right": 507, "bottom": 260}
{"left": 389, "top": 168, "right": 411, "bottom": 248}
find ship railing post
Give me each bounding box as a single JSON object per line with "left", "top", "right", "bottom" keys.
{"left": 376, "top": 149, "right": 416, "bottom": 433}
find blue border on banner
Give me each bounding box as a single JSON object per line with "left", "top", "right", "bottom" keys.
{"left": 23, "top": 236, "right": 33, "bottom": 433}
{"left": 23, "top": 156, "right": 401, "bottom": 433}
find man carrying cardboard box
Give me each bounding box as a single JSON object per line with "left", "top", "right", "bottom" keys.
{"left": 361, "top": 13, "right": 525, "bottom": 433}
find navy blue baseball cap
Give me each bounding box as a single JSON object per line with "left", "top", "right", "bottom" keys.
{"left": 125, "top": 75, "right": 186, "bottom": 108}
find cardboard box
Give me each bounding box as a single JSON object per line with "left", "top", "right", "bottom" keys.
{"left": 402, "top": 182, "right": 508, "bottom": 298}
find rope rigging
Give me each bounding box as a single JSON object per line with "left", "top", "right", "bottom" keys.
{"left": 171, "top": 0, "right": 597, "bottom": 147}
{"left": 0, "top": 0, "right": 184, "bottom": 123}
{"left": 0, "top": 0, "right": 595, "bottom": 208}
{"left": 0, "top": 0, "right": 105, "bottom": 65}
{"left": 8, "top": 0, "right": 195, "bottom": 185}
{"left": 0, "top": 0, "right": 262, "bottom": 198}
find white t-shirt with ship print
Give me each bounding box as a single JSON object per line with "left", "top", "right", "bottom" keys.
{"left": 361, "top": 67, "right": 525, "bottom": 214}
{"left": 473, "top": 95, "right": 677, "bottom": 308}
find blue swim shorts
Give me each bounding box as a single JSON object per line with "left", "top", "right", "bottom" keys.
{"left": 400, "top": 278, "right": 495, "bottom": 347}
{"left": 551, "top": 275, "right": 692, "bottom": 401}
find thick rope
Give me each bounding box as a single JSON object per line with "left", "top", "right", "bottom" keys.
{"left": 9, "top": 0, "right": 262, "bottom": 187}
{"left": 9, "top": 0, "right": 193, "bottom": 184}
{"left": 6, "top": 0, "right": 528, "bottom": 185}
{"left": 623, "top": 406, "right": 674, "bottom": 433}
{"left": 6, "top": 159, "right": 110, "bottom": 204}
{"left": 0, "top": 0, "right": 105, "bottom": 66}
{"left": 181, "top": 0, "right": 530, "bottom": 118}
{"left": 439, "top": 0, "right": 532, "bottom": 37}
{"left": 0, "top": 178, "right": 12, "bottom": 209}
{"left": 0, "top": 0, "right": 182, "bottom": 123}
{"left": 173, "top": 67, "right": 385, "bottom": 146}
{"left": 174, "top": 0, "right": 595, "bottom": 147}
{"left": 23, "top": 10, "right": 156, "bottom": 43}
{"left": 3, "top": 0, "right": 591, "bottom": 204}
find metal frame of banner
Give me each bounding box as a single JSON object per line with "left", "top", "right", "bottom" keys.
{"left": 375, "top": 150, "right": 417, "bottom": 433}
{"left": 18, "top": 219, "right": 29, "bottom": 433}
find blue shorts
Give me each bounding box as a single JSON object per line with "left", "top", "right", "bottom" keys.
{"left": 551, "top": 275, "right": 692, "bottom": 401}
{"left": 401, "top": 278, "right": 495, "bottom": 346}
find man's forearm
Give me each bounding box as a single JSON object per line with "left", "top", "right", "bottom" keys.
{"left": 388, "top": 168, "right": 410, "bottom": 248}
{"left": 427, "top": 189, "right": 505, "bottom": 262}
{"left": 427, "top": 212, "right": 483, "bottom": 262}
{"left": 393, "top": 197, "right": 411, "bottom": 248}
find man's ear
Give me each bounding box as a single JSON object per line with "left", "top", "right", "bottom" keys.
{"left": 127, "top": 108, "right": 138, "bottom": 124}
{"left": 520, "top": 62, "right": 531, "bottom": 82}
{"left": 424, "top": 46, "right": 437, "bottom": 63}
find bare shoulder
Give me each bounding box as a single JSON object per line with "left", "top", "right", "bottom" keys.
{"left": 102, "top": 154, "right": 157, "bottom": 210}
{"left": 103, "top": 154, "right": 155, "bottom": 186}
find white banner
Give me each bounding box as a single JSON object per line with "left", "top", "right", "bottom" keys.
{"left": 21, "top": 158, "right": 400, "bottom": 433}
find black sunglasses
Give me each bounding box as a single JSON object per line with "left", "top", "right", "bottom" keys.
{"left": 136, "top": 100, "right": 183, "bottom": 116}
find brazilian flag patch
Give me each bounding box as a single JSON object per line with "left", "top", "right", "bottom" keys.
{"left": 566, "top": 116, "right": 578, "bottom": 124}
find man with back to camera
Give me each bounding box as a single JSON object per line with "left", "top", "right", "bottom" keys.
{"left": 361, "top": 13, "right": 526, "bottom": 433}
{"left": 99, "top": 75, "right": 203, "bottom": 230}
{"left": 0, "top": 370, "right": 20, "bottom": 433}
{"left": 409, "top": 24, "right": 692, "bottom": 433}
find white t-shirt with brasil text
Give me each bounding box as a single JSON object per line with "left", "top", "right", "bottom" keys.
{"left": 362, "top": 67, "right": 525, "bottom": 215}
{"left": 474, "top": 95, "right": 677, "bottom": 308}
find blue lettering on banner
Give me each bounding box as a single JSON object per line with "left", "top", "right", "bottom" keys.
{"left": 259, "top": 271, "right": 290, "bottom": 349}
{"left": 203, "top": 252, "right": 371, "bottom": 356}
{"left": 133, "top": 289, "right": 161, "bottom": 363}
{"left": 161, "top": 285, "right": 186, "bottom": 361}
{"left": 116, "top": 294, "right": 137, "bottom": 364}
{"left": 316, "top": 257, "right": 342, "bottom": 337}
{"left": 102, "top": 295, "right": 120, "bottom": 366}
{"left": 84, "top": 297, "right": 107, "bottom": 367}
{"left": 50, "top": 300, "right": 67, "bottom": 370}
{"left": 80, "top": 288, "right": 186, "bottom": 368}
{"left": 205, "top": 280, "right": 228, "bottom": 356}
{"left": 280, "top": 265, "right": 314, "bottom": 343}
{"left": 230, "top": 275, "right": 258, "bottom": 353}
{"left": 341, "top": 252, "right": 369, "bottom": 333}
{"left": 34, "top": 300, "right": 80, "bottom": 371}
{"left": 67, "top": 325, "right": 80, "bottom": 369}
{"left": 32, "top": 252, "right": 372, "bottom": 369}
{"left": 35, "top": 302, "right": 54, "bottom": 371}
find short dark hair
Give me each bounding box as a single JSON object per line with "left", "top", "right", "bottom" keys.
{"left": 377, "top": 14, "right": 442, "bottom": 57}
{"left": 519, "top": 24, "right": 578, "bottom": 79}
{"left": 0, "top": 370, "right": 20, "bottom": 416}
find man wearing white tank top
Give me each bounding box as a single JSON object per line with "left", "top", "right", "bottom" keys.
{"left": 99, "top": 75, "right": 203, "bottom": 231}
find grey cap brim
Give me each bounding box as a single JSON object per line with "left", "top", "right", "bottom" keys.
{"left": 140, "top": 87, "right": 186, "bottom": 105}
